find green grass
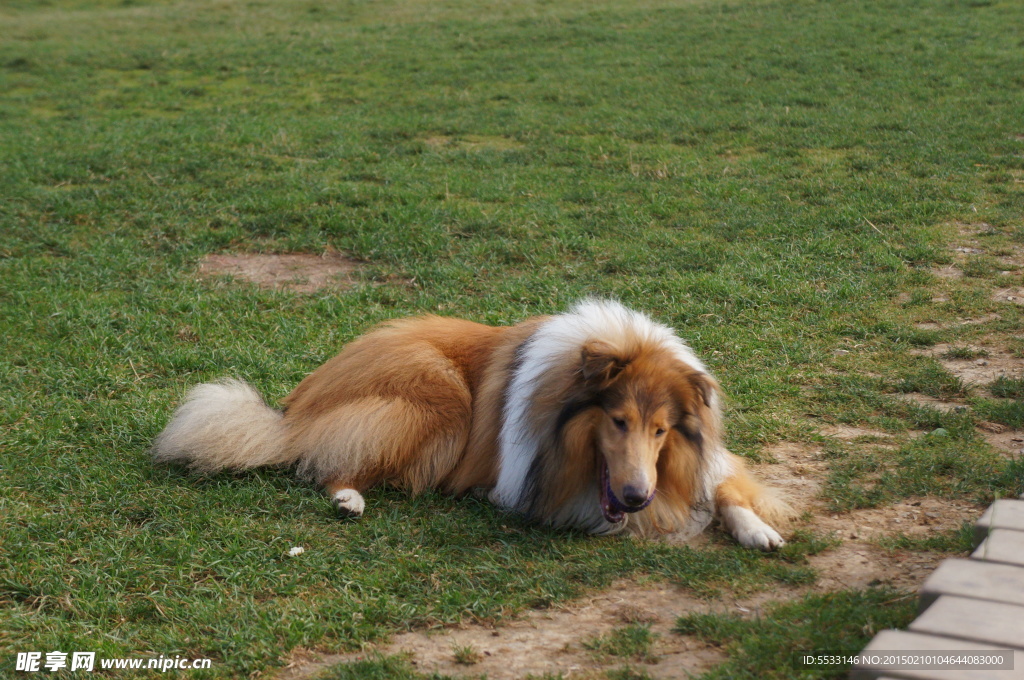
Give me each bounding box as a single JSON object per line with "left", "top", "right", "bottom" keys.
{"left": 583, "top": 624, "right": 658, "bottom": 664}
{"left": 675, "top": 589, "right": 917, "bottom": 679}
{"left": 3, "top": 0, "right": 1024, "bottom": 677}
{"left": 973, "top": 398, "right": 1024, "bottom": 429}
{"left": 942, "top": 346, "right": 989, "bottom": 360}
{"left": 451, "top": 643, "right": 482, "bottom": 666}
{"left": 604, "top": 667, "right": 655, "bottom": 680}
{"left": 874, "top": 523, "right": 975, "bottom": 555}
{"left": 824, "top": 419, "right": 1024, "bottom": 512}
{"left": 989, "top": 376, "right": 1024, "bottom": 400}
{"left": 315, "top": 654, "right": 444, "bottom": 680}
{"left": 893, "top": 361, "right": 969, "bottom": 400}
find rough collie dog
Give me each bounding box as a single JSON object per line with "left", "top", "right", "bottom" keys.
{"left": 152, "top": 300, "right": 790, "bottom": 549}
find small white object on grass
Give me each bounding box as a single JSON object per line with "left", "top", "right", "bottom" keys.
{"left": 288, "top": 546, "right": 305, "bottom": 557}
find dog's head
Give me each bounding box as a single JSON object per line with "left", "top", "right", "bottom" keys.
{"left": 580, "top": 340, "right": 717, "bottom": 524}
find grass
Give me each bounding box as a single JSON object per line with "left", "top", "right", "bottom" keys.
{"left": 451, "top": 643, "right": 482, "bottom": 666}
{"left": 583, "top": 624, "right": 659, "bottom": 664}
{"left": 604, "top": 668, "right": 655, "bottom": 680}
{"left": 893, "top": 361, "right": 969, "bottom": 400}
{"left": 973, "top": 398, "right": 1024, "bottom": 429}
{"left": 824, "top": 417, "right": 1024, "bottom": 512}
{"left": 942, "top": 346, "right": 989, "bottom": 360}
{"left": 2, "top": 0, "right": 1024, "bottom": 677}
{"left": 674, "top": 588, "right": 918, "bottom": 679}
{"left": 874, "top": 523, "right": 976, "bottom": 555}
{"left": 315, "top": 654, "right": 439, "bottom": 680}
{"left": 989, "top": 376, "right": 1024, "bottom": 400}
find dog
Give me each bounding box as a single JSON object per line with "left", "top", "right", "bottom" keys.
{"left": 152, "top": 300, "right": 790, "bottom": 549}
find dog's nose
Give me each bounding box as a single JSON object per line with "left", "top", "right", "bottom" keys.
{"left": 621, "top": 485, "right": 650, "bottom": 508}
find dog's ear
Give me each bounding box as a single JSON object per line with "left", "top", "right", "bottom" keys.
{"left": 676, "top": 413, "right": 704, "bottom": 448}
{"left": 671, "top": 372, "right": 717, "bottom": 449}
{"left": 669, "top": 370, "right": 720, "bottom": 451}
{"left": 580, "top": 340, "right": 629, "bottom": 383}
{"left": 689, "top": 372, "right": 719, "bottom": 409}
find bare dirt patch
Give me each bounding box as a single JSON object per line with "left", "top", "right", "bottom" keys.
{"left": 913, "top": 312, "right": 1001, "bottom": 331}
{"left": 274, "top": 581, "right": 734, "bottom": 680}
{"left": 807, "top": 532, "right": 957, "bottom": 592}
{"left": 198, "top": 252, "right": 363, "bottom": 293}
{"left": 892, "top": 392, "right": 966, "bottom": 413}
{"left": 930, "top": 264, "right": 963, "bottom": 280}
{"left": 992, "top": 287, "right": 1024, "bottom": 305}
{"left": 755, "top": 441, "right": 983, "bottom": 592}
{"left": 951, "top": 221, "right": 998, "bottom": 239}
{"left": 947, "top": 223, "right": 1024, "bottom": 280}
{"left": 756, "top": 442, "right": 827, "bottom": 508}
{"left": 979, "top": 428, "right": 1024, "bottom": 458}
{"left": 819, "top": 424, "right": 894, "bottom": 442}
{"left": 922, "top": 225, "right": 1024, "bottom": 310}
{"left": 911, "top": 343, "right": 1022, "bottom": 390}
{"left": 997, "top": 249, "right": 1024, "bottom": 272}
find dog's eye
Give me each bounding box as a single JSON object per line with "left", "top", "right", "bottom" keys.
{"left": 612, "top": 417, "right": 628, "bottom": 432}
{"left": 655, "top": 428, "right": 666, "bottom": 436}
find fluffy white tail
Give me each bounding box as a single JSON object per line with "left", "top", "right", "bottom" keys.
{"left": 151, "top": 379, "right": 297, "bottom": 473}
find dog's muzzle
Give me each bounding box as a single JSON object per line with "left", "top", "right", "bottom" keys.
{"left": 600, "top": 462, "right": 655, "bottom": 524}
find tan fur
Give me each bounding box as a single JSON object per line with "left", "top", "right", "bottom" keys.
{"left": 576, "top": 343, "right": 713, "bottom": 522}
{"left": 443, "top": 319, "right": 545, "bottom": 494}
{"left": 716, "top": 453, "right": 795, "bottom": 528}
{"left": 282, "top": 316, "right": 497, "bottom": 492}
{"left": 538, "top": 410, "right": 601, "bottom": 516}
{"left": 152, "top": 309, "right": 789, "bottom": 545}
{"left": 629, "top": 428, "right": 703, "bottom": 534}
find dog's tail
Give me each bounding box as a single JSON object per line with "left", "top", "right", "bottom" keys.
{"left": 151, "top": 379, "right": 298, "bottom": 473}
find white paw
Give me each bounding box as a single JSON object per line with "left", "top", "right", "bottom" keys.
{"left": 720, "top": 505, "right": 785, "bottom": 551}
{"left": 332, "top": 489, "right": 365, "bottom": 518}
{"left": 735, "top": 523, "right": 785, "bottom": 551}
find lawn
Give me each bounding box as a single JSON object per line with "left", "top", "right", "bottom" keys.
{"left": 2, "top": 0, "right": 1023, "bottom": 677}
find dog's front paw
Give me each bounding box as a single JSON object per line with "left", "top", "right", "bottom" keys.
{"left": 720, "top": 505, "right": 785, "bottom": 551}
{"left": 332, "top": 489, "right": 365, "bottom": 518}
{"left": 734, "top": 523, "right": 785, "bottom": 551}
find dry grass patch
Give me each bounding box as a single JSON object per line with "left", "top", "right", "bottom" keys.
{"left": 198, "top": 252, "right": 363, "bottom": 293}
{"left": 421, "top": 134, "right": 524, "bottom": 152}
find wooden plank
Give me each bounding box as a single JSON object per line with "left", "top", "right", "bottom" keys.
{"left": 919, "top": 558, "right": 1024, "bottom": 610}
{"left": 972, "top": 528, "right": 1024, "bottom": 567}
{"left": 849, "top": 630, "right": 1022, "bottom": 680}
{"left": 974, "top": 499, "right": 1024, "bottom": 546}
{"left": 909, "top": 595, "right": 1024, "bottom": 650}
